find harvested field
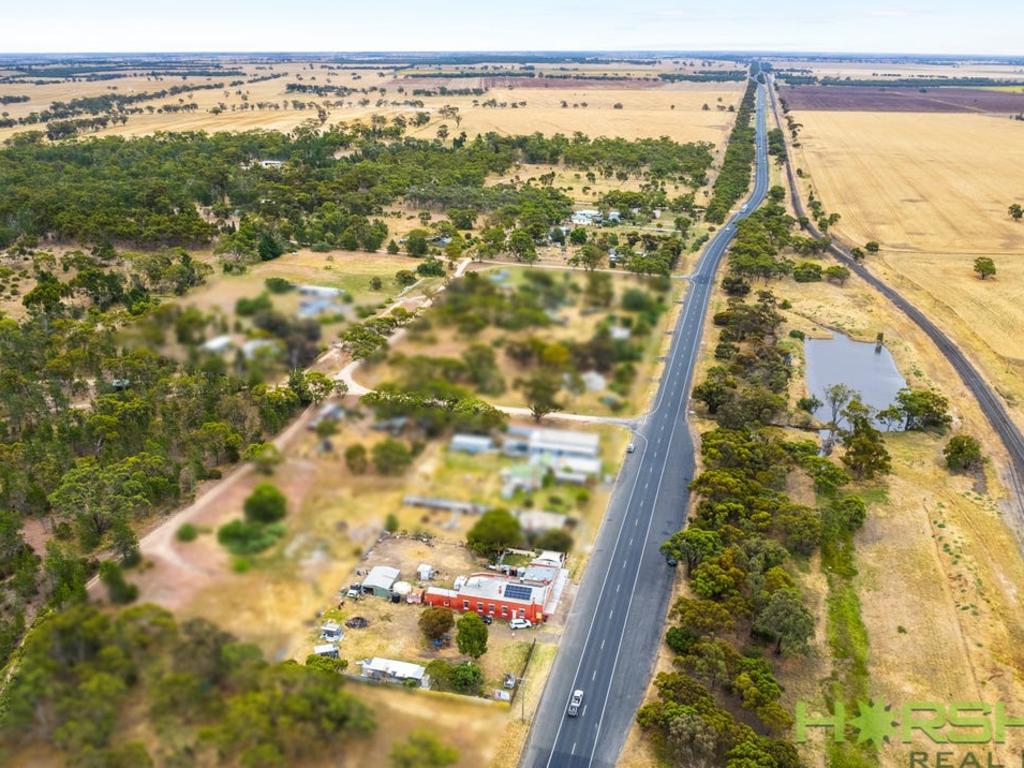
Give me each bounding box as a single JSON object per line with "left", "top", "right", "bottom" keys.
{"left": 782, "top": 84, "right": 1024, "bottom": 112}
{"left": 790, "top": 108, "right": 1024, "bottom": 427}
{"left": 771, "top": 59, "right": 1024, "bottom": 82}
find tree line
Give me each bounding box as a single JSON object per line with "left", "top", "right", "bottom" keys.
{"left": 705, "top": 80, "right": 757, "bottom": 223}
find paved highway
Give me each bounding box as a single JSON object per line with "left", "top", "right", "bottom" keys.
{"left": 520, "top": 81, "right": 771, "bottom": 768}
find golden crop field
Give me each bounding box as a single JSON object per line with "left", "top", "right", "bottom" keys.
{"left": 791, "top": 109, "right": 1024, "bottom": 417}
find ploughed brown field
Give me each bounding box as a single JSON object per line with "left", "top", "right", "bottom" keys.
{"left": 781, "top": 84, "right": 1024, "bottom": 112}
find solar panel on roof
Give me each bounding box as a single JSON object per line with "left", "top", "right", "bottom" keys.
{"left": 504, "top": 584, "right": 533, "bottom": 602}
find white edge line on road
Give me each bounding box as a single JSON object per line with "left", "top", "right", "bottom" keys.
{"left": 585, "top": 83, "right": 770, "bottom": 768}
{"left": 540, "top": 424, "right": 652, "bottom": 768}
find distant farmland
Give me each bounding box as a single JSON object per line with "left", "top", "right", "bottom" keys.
{"left": 782, "top": 84, "right": 1024, "bottom": 112}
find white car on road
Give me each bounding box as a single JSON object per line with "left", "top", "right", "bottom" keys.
{"left": 567, "top": 689, "right": 584, "bottom": 717}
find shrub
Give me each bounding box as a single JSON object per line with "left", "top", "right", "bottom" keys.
{"left": 533, "top": 528, "right": 574, "bottom": 553}
{"left": 944, "top": 434, "right": 983, "bottom": 472}
{"left": 176, "top": 523, "right": 198, "bottom": 542}
{"left": 264, "top": 277, "right": 294, "bottom": 294}
{"left": 792, "top": 262, "right": 822, "bottom": 283}
{"left": 243, "top": 482, "right": 287, "bottom": 523}
{"left": 235, "top": 292, "right": 273, "bottom": 316}
{"left": 345, "top": 443, "right": 369, "bottom": 474}
{"left": 372, "top": 438, "right": 412, "bottom": 475}
{"left": 416, "top": 259, "right": 446, "bottom": 277}
{"left": 217, "top": 519, "right": 285, "bottom": 555}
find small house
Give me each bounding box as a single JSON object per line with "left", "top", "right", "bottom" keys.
{"left": 580, "top": 371, "right": 607, "bottom": 392}
{"left": 361, "top": 657, "right": 430, "bottom": 688}
{"left": 298, "top": 284, "right": 342, "bottom": 298}
{"left": 449, "top": 433, "right": 494, "bottom": 455}
{"left": 609, "top": 325, "right": 632, "bottom": 341}
{"left": 242, "top": 338, "right": 279, "bottom": 360}
{"left": 571, "top": 209, "right": 601, "bottom": 226}
{"left": 320, "top": 621, "right": 343, "bottom": 642}
{"left": 201, "top": 334, "right": 234, "bottom": 354}
{"left": 417, "top": 563, "right": 435, "bottom": 581}
{"left": 313, "top": 643, "right": 339, "bottom": 659}
{"left": 528, "top": 428, "right": 600, "bottom": 460}
{"left": 309, "top": 402, "right": 346, "bottom": 431}
{"left": 297, "top": 298, "right": 339, "bottom": 319}
{"left": 500, "top": 463, "right": 547, "bottom": 499}
{"left": 361, "top": 565, "right": 400, "bottom": 598}
{"left": 515, "top": 508, "right": 572, "bottom": 533}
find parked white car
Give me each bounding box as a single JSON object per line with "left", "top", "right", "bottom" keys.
{"left": 509, "top": 618, "right": 534, "bottom": 630}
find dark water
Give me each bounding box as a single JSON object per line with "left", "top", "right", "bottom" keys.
{"left": 804, "top": 332, "right": 906, "bottom": 429}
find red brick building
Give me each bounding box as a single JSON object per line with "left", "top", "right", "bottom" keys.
{"left": 421, "top": 552, "right": 566, "bottom": 624}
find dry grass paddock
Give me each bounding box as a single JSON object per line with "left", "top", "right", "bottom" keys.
{"left": 0, "top": 61, "right": 743, "bottom": 145}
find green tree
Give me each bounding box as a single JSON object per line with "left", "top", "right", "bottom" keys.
{"left": 244, "top": 483, "right": 287, "bottom": 524}
{"left": 569, "top": 227, "right": 588, "bottom": 245}
{"left": 372, "top": 438, "right": 413, "bottom": 475}
{"left": 448, "top": 662, "right": 484, "bottom": 694}
{"left": 406, "top": 229, "right": 429, "bottom": 257}
{"left": 841, "top": 414, "right": 891, "bottom": 480}
{"left": 99, "top": 560, "right": 138, "bottom": 604}
{"left": 753, "top": 587, "right": 814, "bottom": 656}
{"left": 1008, "top": 203, "right": 1022, "bottom": 222}
{"left": 257, "top": 231, "right": 285, "bottom": 261}
{"left": 569, "top": 243, "right": 604, "bottom": 271}
{"left": 824, "top": 264, "right": 850, "bottom": 286}
{"left": 533, "top": 528, "right": 573, "bottom": 552}
{"left": 390, "top": 730, "right": 459, "bottom": 768}
{"left": 895, "top": 387, "right": 952, "bottom": 432}
{"left": 973, "top": 256, "right": 996, "bottom": 280}
{"left": 864, "top": 241, "right": 880, "bottom": 254}
{"left": 467, "top": 508, "right": 522, "bottom": 558}
{"left": 242, "top": 442, "right": 283, "bottom": 475}
{"left": 110, "top": 516, "right": 141, "bottom": 566}
{"left": 518, "top": 372, "right": 562, "bottom": 422}
{"left": 456, "top": 612, "right": 489, "bottom": 659}
{"left": 944, "top": 434, "right": 983, "bottom": 472}
{"left": 418, "top": 606, "right": 455, "bottom": 642}
{"left": 507, "top": 230, "right": 538, "bottom": 264}
{"left": 661, "top": 528, "right": 722, "bottom": 576}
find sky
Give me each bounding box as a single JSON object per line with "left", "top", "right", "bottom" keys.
{"left": 3, "top": 0, "right": 1022, "bottom": 56}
